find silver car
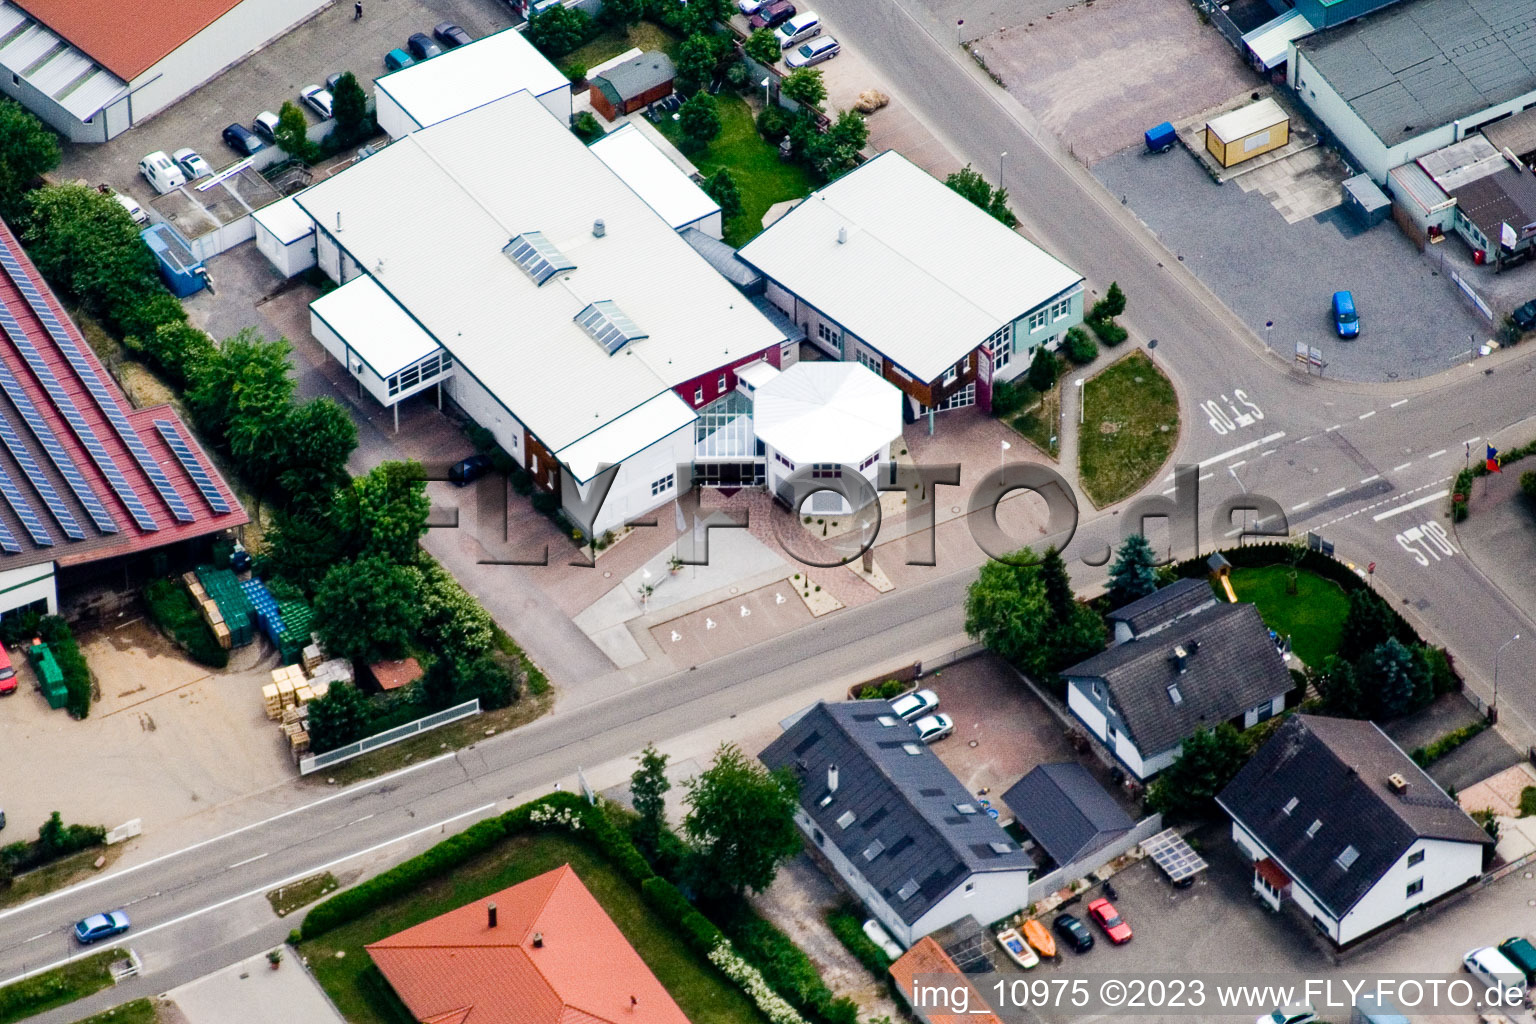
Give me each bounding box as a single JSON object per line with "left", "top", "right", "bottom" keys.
{"left": 888, "top": 688, "right": 938, "bottom": 722}
{"left": 171, "top": 148, "right": 212, "bottom": 180}
{"left": 300, "top": 85, "right": 334, "bottom": 119}
{"left": 913, "top": 713, "right": 954, "bottom": 744}
{"left": 785, "top": 35, "right": 839, "bottom": 68}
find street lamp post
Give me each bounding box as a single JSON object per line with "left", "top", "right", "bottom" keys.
{"left": 999, "top": 151, "right": 1007, "bottom": 186}
{"left": 1494, "top": 633, "right": 1520, "bottom": 721}
{"left": 1075, "top": 378, "right": 1084, "bottom": 425}
{"left": 956, "top": 18, "right": 964, "bottom": 44}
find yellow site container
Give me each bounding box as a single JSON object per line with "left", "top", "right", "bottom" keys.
{"left": 1205, "top": 98, "right": 1289, "bottom": 168}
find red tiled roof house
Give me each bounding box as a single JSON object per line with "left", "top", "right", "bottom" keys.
{"left": 366, "top": 864, "right": 692, "bottom": 1024}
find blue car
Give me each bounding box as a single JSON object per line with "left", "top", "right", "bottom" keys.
{"left": 1331, "top": 290, "right": 1359, "bottom": 338}
{"left": 74, "top": 910, "right": 130, "bottom": 944}
{"left": 384, "top": 48, "right": 415, "bottom": 72}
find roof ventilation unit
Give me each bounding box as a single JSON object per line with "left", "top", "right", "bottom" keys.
{"left": 837, "top": 226, "right": 847, "bottom": 244}
{"left": 1386, "top": 772, "right": 1410, "bottom": 794}
{"left": 594, "top": 218, "right": 606, "bottom": 237}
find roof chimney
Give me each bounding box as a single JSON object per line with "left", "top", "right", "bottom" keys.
{"left": 532, "top": 931, "right": 544, "bottom": 947}
{"left": 837, "top": 226, "right": 848, "bottom": 244}
{"left": 827, "top": 764, "right": 839, "bottom": 794}
{"left": 335, "top": 211, "right": 342, "bottom": 232}
{"left": 594, "top": 218, "right": 606, "bottom": 238}
{"left": 487, "top": 903, "right": 498, "bottom": 929}
{"left": 1386, "top": 773, "right": 1410, "bottom": 795}
{"left": 1172, "top": 644, "right": 1189, "bottom": 673}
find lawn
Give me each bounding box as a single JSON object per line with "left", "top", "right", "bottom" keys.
{"left": 268, "top": 872, "right": 339, "bottom": 917}
{"left": 656, "top": 92, "right": 815, "bottom": 247}
{"left": 1010, "top": 382, "right": 1061, "bottom": 459}
{"left": 301, "top": 834, "right": 764, "bottom": 1024}
{"left": 564, "top": 21, "right": 681, "bottom": 75}
{"left": 69, "top": 998, "right": 160, "bottom": 1024}
{"left": 1077, "top": 350, "right": 1178, "bottom": 507}
{"left": 0, "top": 948, "right": 126, "bottom": 1024}
{"left": 1226, "top": 565, "right": 1350, "bottom": 668}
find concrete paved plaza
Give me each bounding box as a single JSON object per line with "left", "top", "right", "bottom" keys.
{"left": 649, "top": 580, "right": 813, "bottom": 667}
{"left": 165, "top": 951, "right": 346, "bottom": 1024}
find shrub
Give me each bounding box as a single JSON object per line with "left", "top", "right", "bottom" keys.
{"left": 1521, "top": 786, "right": 1536, "bottom": 818}
{"left": 642, "top": 877, "right": 726, "bottom": 955}
{"left": 855, "top": 679, "right": 904, "bottom": 699}
{"left": 1452, "top": 467, "right": 1474, "bottom": 521}
{"left": 727, "top": 61, "right": 749, "bottom": 88}
{"left": 117, "top": 291, "right": 187, "bottom": 351}
{"left": 531, "top": 490, "right": 560, "bottom": 514}
{"left": 757, "top": 105, "right": 792, "bottom": 143}
{"left": 825, "top": 907, "right": 891, "bottom": 975}
{"left": 1411, "top": 720, "right": 1487, "bottom": 767}
{"left": 572, "top": 110, "right": 603, "bottom": 143}
{"left": 721, "top": 908, "right": 838, "bottom": 1024}
{"left": 563, "top": 61, "right": 589, "bottom": 83}
{"left": 780, "top": 68, "right": 826, "bottom": 109}
{"left": 990, "top": 378, "right": 1031, "bottom": 418}
{"left": 1088, "top": 316, "right": 1128, "bottom": 346}
{"left": 36, "top": 616, "right": 92, "bottom": 719}
{"left": 745, "top": 28, "right": 782, "bottom": 67}
{"left": 1063, "top": 326, "right": 1097, "bottom": 365}
{"left": 143, "top": 579, "right": 229, "bottom": 668}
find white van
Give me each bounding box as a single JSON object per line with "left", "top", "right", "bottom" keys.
{"left": 774, "top": 11, "right": 820, "bottom": 48}
{"left": 137, "top": 151, "right": 186, "bottom": 195}
{"left": 112, "top": 193, "right": 148, "bottom": 226}
{"left": 1464, "top": 946, "right": 1529, "bottom": 998}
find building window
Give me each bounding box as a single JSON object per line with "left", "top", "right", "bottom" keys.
{"left": 988, "top": 324, "right": 1013, "bottom": 371}
{"left": 1282, "top": 796, "right": 1298, "bottom": 815}
{"left": 942, "top": 362, "right": 960, "bottom": 385}
{"left": 1305, "top": 819, "right": 1322, "bottom": 838}
{"left": 859, "top": 453, "right": 878, "bottom": 471}
{"left": 1406, "top": 878, "right": 1424, "bottom": 898}
{"left": 1027, "top": 308, "right": 1049, "bottom": 332}
{"left": 651, "top": 473, "right": 675, "bottom": 497}
{"left": 718, "top": 373, "right": 727, "bottom": 391}
{"left": 1050, "top": 298, "right": 1071, "bottom": 321}
{"left": 817, "top": 322, "right": 840, "bottom": 347}
{"left": 774, "top": 452, "right": 795, "bottom": 470}
{"left": 530, "top": 454, "right": 539, "bottom": 474}
{"left": 812, "top": 463, "right": 840, "bottom": 479}
{"left": 694, "top": 387, "right": 703, "bottom": 403}
{"left": 1407, "top": 850, "right": 1424, "bottom": 867}
{"left": 856, "top": 349, "right": 882, "bottom": 374}
{"left": 963, "top": 881, "right": 975, "bottom": 896}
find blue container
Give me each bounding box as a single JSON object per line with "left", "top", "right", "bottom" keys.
{"left": 140, "top": 224, "right": 209, "bottom": 297}
{"left": 1145, "top": 122, "right": 1177, "bottom": 154}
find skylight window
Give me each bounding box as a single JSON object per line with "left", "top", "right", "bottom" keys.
{"left": 1282, "top": 797, "right": 1298, "bottom": 815}
{"left": 836, "top": 810, "right": 856, "bottom": 829}
{"left": 1167, "top": 683, "right": 1183, "bottom": 705}
{"left": 896, "top": 879, "right": 920, "bottom": 901}
{"left": 503, "top": 231, "right": 575, "bottom": 285}
{"left": 1306, "top": 819, "right": 1323, "bottom": 838}
{"left": 1336, "top": 845, "right": 1359, "bottom": 870}
{"left": 902, "top": 743, "right": 924, "bottom": 755}
{"left": 954, "top": 803, "right": 978, "bottom": 815}
{"left": 863, "top": 840, "right": 885, "bottom": 862}
{"left": 877, "top": 715, "right": 900, "bottom": 727}
{"left": 989, "top": 841, "right": 1013, "bottom": 856}
{"left": 575, "top": 299, "right": 648, "bottom": 355}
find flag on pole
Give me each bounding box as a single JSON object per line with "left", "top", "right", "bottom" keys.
{"left": 1487, "top": 445, "right": 1502, "bottom": 473}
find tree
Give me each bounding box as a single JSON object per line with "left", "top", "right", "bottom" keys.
{"left": 780, "top": 67, "right": 826, "bottom": 108}
{"left": 274, "top": 100, "right": 315, "bottom": 162}
{"left": 1101, "top": 282, "right": 1127, "bottom": 318}
{"left": 411, "top": 561, "right": 494, "bottom": 658}
{"left": 675, "top": 33, "right": 720, "bottom": 94}
{"left": 22, "top": 183, "right": 161, "bottom": 328}
{"left": 572, "top": 111, "right": 604, "bottom": 143}
{"left": 147, "top": 322, "right": 216, "bottom": 384}
{"left": 338, "top": 460, "right": 430, "bottom": 564}
{"left": 184, "top": 328, "right": 291, "bottom": 441}
{"left": 1038, "top": 546, "right": 1075, "bottom": 622}
{"left": 1313, "top": 655, "right": 1364, "bottom": 718}
{"left": 1357, "top": 637, "right": 1430, "bottom": 719}
{"left": 678, "top": 93, "right": 722, "bottom": 149}
{"left": 703, "top": 168, "right": 742, "bottom": 219}
{"left": 313, "top": 555, "right": 423, "bottom": 663}
{"left": 1025, "top": 344, "right": 1058, "bottom": 393}
{"left": 330, "top": 72, "right": 368, "bottom": 146}
{"left": 599, "top": 0, "right": 644, "bottom": 28}
{"left": 277, "top": 397, "right": 357, "bottom": 500}
{"left": 262, "top": 500, "right": 355, "bottom": 594}
{"left": 1107, "top": 534, "right": 1159, "bottom": 607}
{"left": 943, "top": 164, "right": 1018, "bottom": 228}
{"left": 115, "top": 290, "right": 186, "bottom": 351}
{"left": 0, "top": 99, "right": 59, "bottom": 223}
{"left": 964, "top": 554, "right": 1052, "bottom": 677}
{"left": 745, "top": 28, "right": 781, "bottom": 66}
{"left": 1146, "top": 724, "right": 1249, "bottom": 817}
{"left": 425, "top": 651, "right": 517, "bottom": 711}
{"left": 631, "top": 742, "right": 671, "bottom": 860}
{"left": 306, "top": 682, "right": 374, "bottom": 754}
{"left": 526, "top": 5, "right": 594, "bottom": 58}
{"left": 683, "top": 743, "right": 800, "bottom": 901}
{"left": 1048, "top": 603, "right": 1108, "bottom": 673}
{"left": 1337, "top": 588, "right": 1402, "bottom": 664}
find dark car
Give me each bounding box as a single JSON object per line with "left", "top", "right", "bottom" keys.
{"left": 74, "top": 911, "right": 130, "bottom": 944}
{"left": 408, "top": 32, "right": 443, "bottom": 60}
{"left": 449, "top": 453, "right": 494, "bottom": 487}
{"left": 434, "top": 22, "right": 473, "bottom": 47}
{"left": 1053, "top": 912, "right": 1094, "bottom": 954}
{"left": 221, "top": 122, "right": 265, "bottom": 156}
{"left": 749, "top": 0, "right": 796, "bottom": 29}
{"left": 1513, "top": 299, "right": 1536, "bottom": 331}
{"left": 326, "top": 71, "right": 346, "bottom": 93}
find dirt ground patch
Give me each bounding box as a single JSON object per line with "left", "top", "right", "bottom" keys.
{"left": 972, "top": 0, "right": 1259, "bottom": 164}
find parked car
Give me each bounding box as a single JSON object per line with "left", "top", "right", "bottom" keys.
{"left": 912, "top": 713, "right": 953, "bottom": 744}
{"left": 325, "top": 71, "right": 346, "bottom": 93}
{"left": 0, "top": 644, "right": 15, "bottom": 696}
{"left": 407, "top": 33, "right": 443, "bottom": 61}
{"left": 1464, "top": 946, "right": 1529, "bottom": 997}
{"left": 737, "top": 0, "right": 765, "bottom": 12}
{"left": 888, "top": 688, "right": 937, "bottom": 722}
{"left": 434, "top": 22, "right": 472, "bottom": 47}
{"left": 252, "top": 110, "right": 281, "bottom": 143}
{"left": 384, "top": 48, "right": 416, "bottom": 72}
{"left": 138, "top": 151, "right": 186, "bottom": 194}
{"left": 222, "top": 122, "right": 265, "bottom": 156}
{"left": 1499, "top": 936, "right": 1536, "bottom": 985}
{"left": 1255, "top": 1008, "right": 1316, "bottom": 1024}
{"left": 749, "top": 0, "right": 796, "bottom": 30}
{"left": 1086, "top": 898, "right": 1131, "bottom": 944}
{"left": 774, "top": 11, "right": 821, "bottom": 48}
{"left": 300, "top": 85, "right": 334, "bottom": 119}
{"left": 74, "top": 911, "right": 130, "bottom": 944}
{"left": 449, "top": 453, "right": 493, "bottom": 487}
{"left": 1513, "top": 299, "right": 1536, "bottom": 331}
{"left": 785, "top": 35, "right": 838, "bottom": 68}
{"left": 112, "top": 192, "right": 148, "bottom": 226}
{"left": 1051, "top": 912, "right": 1094, "bottom": 954}
{"left": 171, "top": 148, "right": 212, "bottom": 181}
{"left": 1331, "top": 290, "right": 1359, "bottom": 339}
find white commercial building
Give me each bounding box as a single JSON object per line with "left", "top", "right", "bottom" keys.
{"left": 0, "top": 0, "right": 330, "bottom": 142}
{"left": 590, "top": 123, "right": 721, "bottom": 238}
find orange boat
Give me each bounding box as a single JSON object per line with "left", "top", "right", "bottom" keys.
{"left": 1021, "top": 918, "right": 1056, "bottom": 959}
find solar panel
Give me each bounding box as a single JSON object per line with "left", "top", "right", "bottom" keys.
{"left": 0, "top": 238, "right": 159, "bottom": 531}
{"left": 0, "top": 401, "right": 84, "bottom": 540}
{"left": 1142, "top": 828, "right": 1208, "bottom": 883}
{"left": 575, "top": 300, "right": 647, "bottom": 355}
{"left": 153, "top": 419, "right": 231, "bottom": 514}
{"left": 0, "top": 491, "right": 20, "bottom": 553}
{"left": 0, "top": 322, "right": 116, "bottom": 534}
{"left": 0, "top": 455, "right": 50, "bottom": 546}
{"left": 503, "top": 231, "right": 576, "bottom": 286}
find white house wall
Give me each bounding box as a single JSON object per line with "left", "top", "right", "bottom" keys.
{"left": 1066, "top": 681, "right": 1150, "bottom": 779}
{"left": 565, "top": 422, "right": 694, "bottom": 537}
{"left": 309, "top": 308, "right": 391, "bottom": 405}
{"left": 794, "top": 808, "right": 916, "bottom": 947}
{"left": 0, "top": 64, "right": 122, "bottom": 142}
{"left": 0, "top": 561, "right": 56, "bottom": 617}
{"left": 537, "top": 85, "right": 572, "bottom": 126}
{"left": 1337, "top": 837, "right": 1482, "bottom": 945}
{"left": 910, "top": 869, "right": 1032, "bottom": 943}
{"left": 375, "top": 88, "right": 421, "bottom": 141}
{"left": 254, "top": 219, "right": 317, "bottom": 277}
{"left": 444, "top": 368, "right": 528, "bottom": 464}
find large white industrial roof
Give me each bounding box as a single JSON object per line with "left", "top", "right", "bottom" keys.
{"left": 292, "top": 90, "right": 784, "bottom": 455}
{"left": 310, "top": 275, "right": 440, "bottom": 378}
{"left": 373, "top": 27, "right": 568, "bottom": 131}
{"left": 589, "top": 123, "right": 719, "bottom": 233}
{"left": 754, "top": 362, "right": 901, "bottom": 465}
{"left": 738, "top": 152, "right": 1081, "bottom": 382}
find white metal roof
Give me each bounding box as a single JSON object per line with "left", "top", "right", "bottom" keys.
{"left": 556, "top": 390, "right": 695, "bottom": 483}
{"left": 1205, "top": 97, "right": 1288, "bottom": 144}
{"left": 1242, "top": 9, "right": 1314, "bottom": 71}
{"left": 252, "top": 195, "right": 315, "bottom": 244}
{"left": 1416, "top": 135, "right": 1505, "bottom": 194}
{"left": 736, "top": 359, "right": 780, "bottom": 389}
{"left": 291, "top": 89, "right": 783, "bottom": 454}
{"left": 310, "top": 275, "right": 441, "bottom": 378}
{"left": 753, "top": 362, "right": 901, "bottom": 465}
{"left": 373, "top": 27, "right": 568, "bottom": 132}
{"left": 589, "top": 123, "right": 719, "bottom": 232}
{"left": 737, "top": 151, "right": 1082, "bottom": 382}
{"left": 0, "top": 3, "right": 125, "bottom": 121}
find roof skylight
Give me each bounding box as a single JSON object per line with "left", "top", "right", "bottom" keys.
{"left": 503, "top": 231, "right": 575, "bottom": 285}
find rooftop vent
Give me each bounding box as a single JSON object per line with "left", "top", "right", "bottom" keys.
{"left": 504, "top": 231, "right": 576, "bottom": 285}
{"left": 1387, "top": 773, "right": 1409, "bottom": 795}
{"left": 532, "top": 931, "right": 544, "bottom": 947}
{"left": 1282, "top": 796, "right": 1298, "bottom": 815}
{"left": 488, "top": 903, "right": 498, "bottom": 929}
{"left": 827, "top": 764, "right": 839, "bottom": 794}
{"left": 837, "top": 226, "right": 847, "bottom": 244}
{"left": 575, "top": 299, "right": 648, "bottom": 355}
{"left": 1167, "top": 683, "right": 1183, "bottom": 706}
{"left": 1172, "top": 644, "right": 1190, "bottom": 673}
{"left": 593, "top": 218, "right": 606, "bottom": 238}
{"left": 1306, "top": 819, "right": 1323, "bottom": 838}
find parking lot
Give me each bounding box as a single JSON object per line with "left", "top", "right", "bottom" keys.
{"left": 56, "top": 0, "right": 527, "bottom": 206}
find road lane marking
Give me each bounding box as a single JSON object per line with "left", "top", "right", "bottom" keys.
{"left": 1162, "top": 488, "right": 1175, "bottom": 496}
{"left": 1373, "top": 490, "right": 1450, "bottom": 522}
{"left": 1326, "top": 487, "right": 1346, "bottom": 497}
{"left": 0, "top": 751, "right": 460, "bottom": 922}
{"left": 1200, "top": 473, "right": 1214, "bottom": 482}
{"left": 1295, "top": 435, "right": 1312, "bottom": 443}
{"left": 1291, "top": 501, "right": 1311, "bottom": 511}
{"left": 1228, "top": 460, "right": 1246, "bottom": 469}
{"left": 1191, "top": 431, "right": 1285, "bottom": 470}
{"left": 1390, "top": 399, "right": 1408, "bottom": 408}
{"left": 1260, "top": 449, "right": 1276, "bottom": 457}
{"left": 1393, "top": 463, "right": 1412, "bottom": 472}
{"left": 1358, "top": 410, "right": 1376, "bottom": 420}
{"left": 226, "top": 853, "right": 267, "bottom": 869}
{"left": 1428, "top": 450, "right": 1446, "bottom": 459}
{"left": 22, "top": 933, "right": 48, "bottom": 944}
{"left": 0, "top": 802, "right": 501, "bottom": 989}
{"left": 1325, "top": 424, "right": 1340, "bottom": 432}
{"left": 350, "top": 814, "right": 375, "bottom": 825}
{"left": 1360, "top": 474, "right": 1380, "bottom": 484}
{"left": 1467, "top": 436, "right": 1481, "bottom": 445}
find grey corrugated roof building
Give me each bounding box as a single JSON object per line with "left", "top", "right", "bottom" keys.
{"left": 594, "top": 51, "right": 676, "bottom": 108}
{"left": 1001, "top": 763, "right": 1134, "bottom": 869}
{"left": 761, "top": 701, "right": 1034, "bottom": 946}
{"left": 1105, "top": 578, "right": 1218, "bottom": 640}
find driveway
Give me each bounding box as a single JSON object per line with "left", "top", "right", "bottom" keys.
{"left": 163, "top": 950, "right": 347, "bottom": 1024}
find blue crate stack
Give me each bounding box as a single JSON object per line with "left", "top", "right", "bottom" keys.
{"left": 239, "top": 578, "right": 288, "bottom": 648}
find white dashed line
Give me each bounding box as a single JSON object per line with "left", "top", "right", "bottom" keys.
{"left": 1200, "top": 473, "right": 1214, "bottom": 482}
{"left": 1312, "top": 477, "right": 1454, "bottom": 530}
{"left": 1229, "top": 460, "right": 1247, "bottom": 469}
{"left": 1325, "top": 425, "right": 1341, "bottom": 432}
{"left": 1260, "top": 449, "right": 1276, "bottom": 457}
{"left": 1428, "top": 450, "right": 1446, "bottom": 459}
{"left": 1360, "top": 474, "right": 1380, "bottom": 484}
{"left": 1358, "top": 410, "right": 1377, "bottom": 420}
{"left": 1393, "top": 462, "right": 1412, "bottom": 472}
{"left": 1373, "top": 490, "right": 1449, "bottom": 522}
{"left": 1292, "top": 501, "right": 1312, "bottom": 511}
{"left": 1467, "top": 436, "right": 1481, "bottom": 446}
{"left": 1296, "top": 436, "right": 1312, "bottom": 444}
{"left": 1162, "top": 488, "right": 1175, "bottom": 496}
{"left": 1390, "top": 399, "right": 1408, "bottom": 408}
{"left": 1326, "top": 487, "right": 1346, "bottom": 497}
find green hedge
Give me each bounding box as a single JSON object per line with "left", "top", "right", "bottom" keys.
{"left": 642, "top": 876, "right": 726, "bottom": 955}
{"left": 723, "top": 908, "right": 858, "bottom": 1024}
{"left": 143, "top": 579, "right": 229, "bottom": 668}
{"left": 1412, "top": 720, "right": 1487, "bottom": 767}
{"left": 825, "top": 907, "right": 891, "bottom": 976}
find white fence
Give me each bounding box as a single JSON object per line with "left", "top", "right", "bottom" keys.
{"left": 299, "top": 699, "right": 481, "bottom": 774}
{"left": 105, "top": 819, "right": 142, "bottom": 845}
{"left": 1026, "top": 813, "right": 1165, "bottom": 904}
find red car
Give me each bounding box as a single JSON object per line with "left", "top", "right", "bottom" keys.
{"left": 0, "top": 644, "right": 14, "bottom": 695}
{"left": 1087, "top": 898, "right": 1131, "bottom": 944}
{"left": 749, "top": 0, "right": 796, "bottom": 30}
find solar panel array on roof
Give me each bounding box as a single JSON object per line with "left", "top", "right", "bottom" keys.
{"left": 0, "top": 488, "right": 20, "bottom": 552}
{"left": 575, "top": 299, "right": 647, "bottom": 355}
{"left": 503, "top": 231, "right": 576, "bottom": 286}
{"left": 0, "top": 405, "right": 83, "bottom": 540}
{"left": 154, "top": 419, "right": 231, "bottom": 514}
{"left": 0, "top": 236, "right": 162, "bottom": 531}
{"left": 0, "top": 455, "right": 49, "bottom": 546}
{"left": 1142, "top": 828, "right": 1207, "bottom": 883}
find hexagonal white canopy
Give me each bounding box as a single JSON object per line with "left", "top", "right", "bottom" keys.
{"left": 753, "top": 362, "right": 903, "bottom": 466}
